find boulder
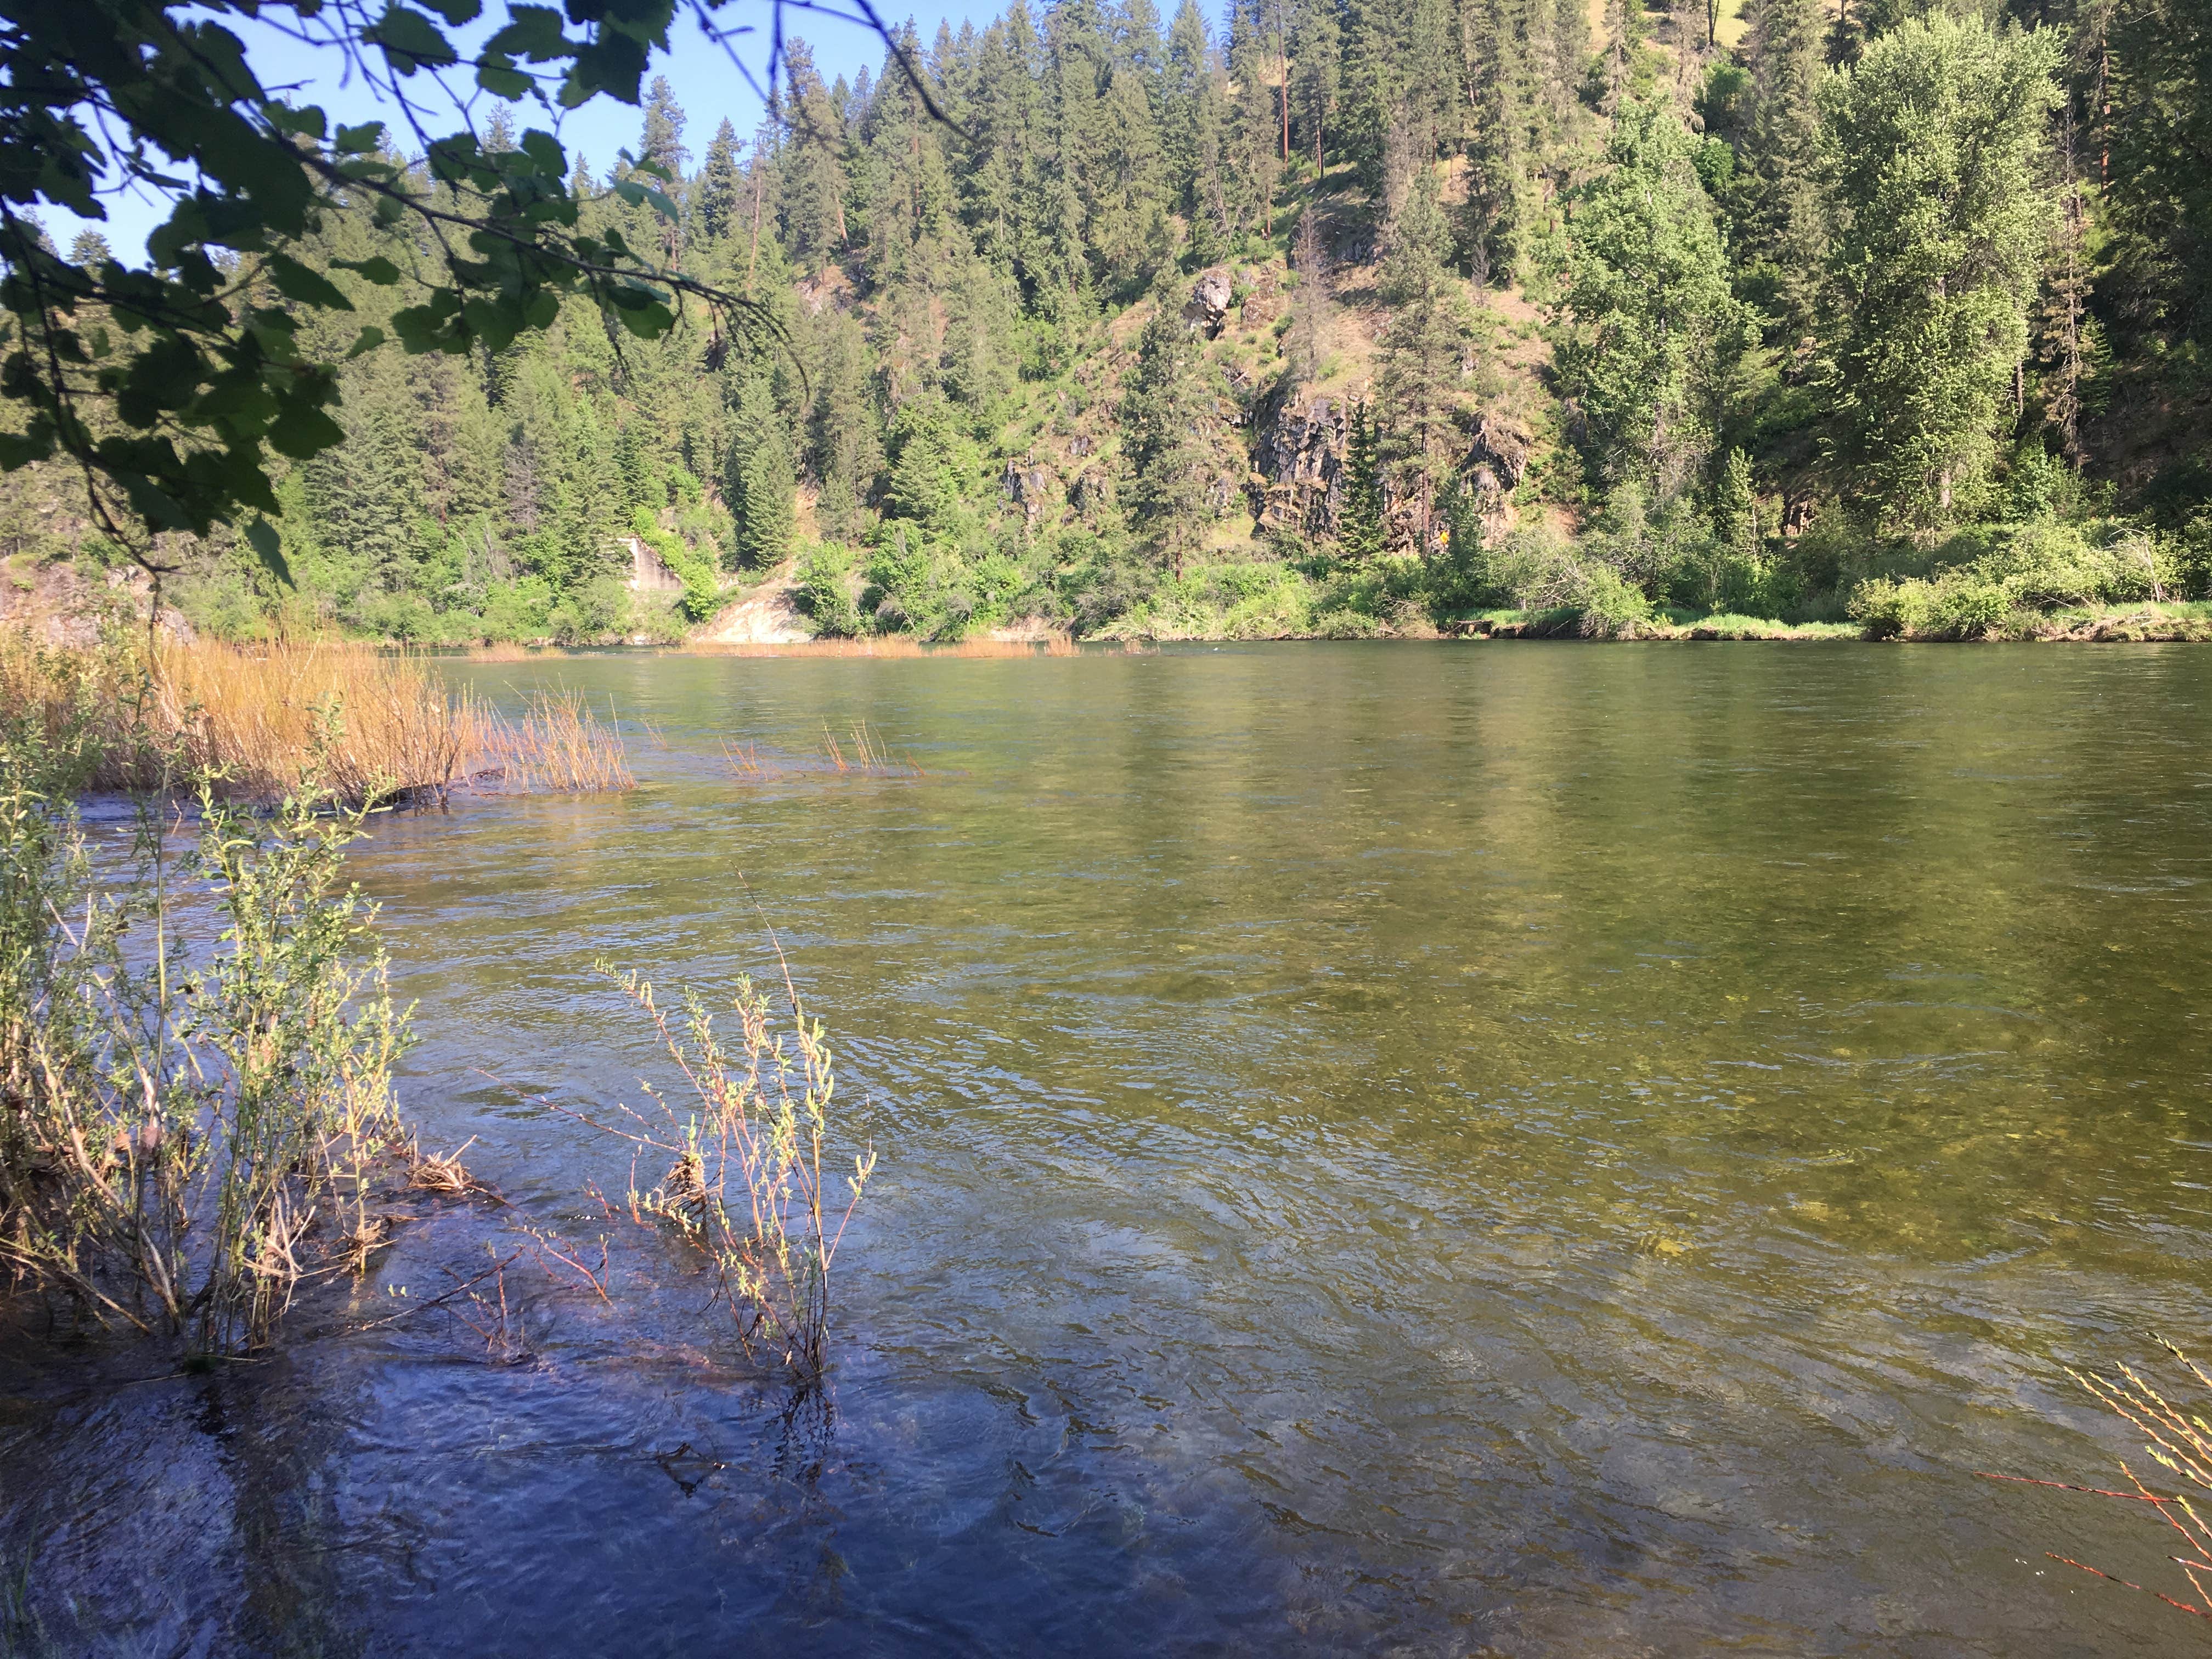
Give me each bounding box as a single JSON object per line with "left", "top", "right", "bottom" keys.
{"left": 1183, "top": 269, "right": 1233, "bottom": 338}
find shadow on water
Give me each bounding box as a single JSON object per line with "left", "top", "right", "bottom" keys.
{"left": 7, "top": 642, "right": 2212, "bottom": 1654}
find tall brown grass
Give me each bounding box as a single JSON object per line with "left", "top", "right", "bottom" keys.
{"left": 469, "top": 690, "right": 635, "bottom": 794}
{"left": 721, "top": 723, "right": 922, "bottom": 781}
{"left": 0, "top": 630, "right": 630, "bottom": 803}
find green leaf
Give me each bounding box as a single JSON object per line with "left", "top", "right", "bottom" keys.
{"left": 476, "top": 61, "right": 532, "bottom": 99}
{"left": 520, "top": 129, "right": 566, "bottom": 177}
{"left": 561, "top": 31, "right": 648, "bottom": 106}
{"left": 245, "top": 518, "right": 294, "bottom": 586}
{"left": 336, "top": 121, "right": 387, "bottom": 155}
{"left": 366, "top": 6, "right": 458, "bottom": 72}
{"left": 267, "top": 104, "right": 329, "bottom": 140}
{"left": 345, "top": 325, "right": 387, "bottom": 358}
{"left": 264, "top": 253, "right": 354, "bottom": 311}
{"left": 612, "top": 297, "right": 674, "bottom": 340}
{"left": 332, "top": 256, "right": 402, "bottom": 285}
{"left": 415, "top": 0, "right": 482, "bottom": 24}
{"left": 264, "top": 403, "right": 346, "bottom": 459}
{"left": 486, "top": 6, "right": 569, "bottom": 59}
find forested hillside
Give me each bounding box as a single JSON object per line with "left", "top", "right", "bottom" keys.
{"left": 6, "top": 0, "right": 2207, "bottom": 641}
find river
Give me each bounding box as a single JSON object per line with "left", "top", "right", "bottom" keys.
{"left": 5, "top": 642, "right": 2210, "bottom": 1655}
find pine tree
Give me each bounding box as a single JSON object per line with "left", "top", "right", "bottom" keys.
{"left": 728, "top": 375, "right": 797, "bottom": 569}
{"left": 1715, "top": 446, "right": 1759, "bottom": 558}
{"left": 1225, "top": 0, "right": 1284, "bottom": 240}
{"left": 1163, "top": 0, "right": 1211, "bottom": 207}
{"left": 961, "top": 4, "right": 1047, "bottom": 283}
{"left": 1092, "top": 66, "right": 1171, "bottom": 289}
{"left": 1287, "top": 205, "right": 1331, "bottom": 384}
{"left": 616, "top": 420, "right": 659, "bottom": 515}
{"left": 1188, "top": 43, "right": 1235, "bottom": 260}
{"left": 780, "top": 43, "right": 853, "bottom": 272}
{"left": 1463, "top": 0, "right": 1545, "bottom": 280}
{"left": 1733, "top": 0, "right": 1827, "bottom": 349}
{"left": 2036, "top": 108, "right": 2095, "bottom": 465}
{"left": 859, "top": 24, "right": 955, "bottom": 290}
{"left": 1376, "top": 168, "right": 1470, "bottom": 551}
{"left": 1340, "top": 401, "right": 1386, "bottom": 561}
{"left": 640, "top": 75, "right": 691, "bottom": 175}
{"left": 304, "top": 350, "right": 435, "bottom": 605}
{"left": 696, "top": 119, "right": 744, "bottom": 244}
{"left": 1291, "top": 0, "right": 1341, "bottom": 178}
{"left": 2100, "top": 0, "right": 2212, "bottom": 353}
{"left": 1338, "top": 0, "right": 1407, "bottom": 194}
{"left": 1121, "top": 275, "right": 1227, "bottom": 577}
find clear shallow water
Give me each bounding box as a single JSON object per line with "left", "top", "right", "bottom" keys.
{"left": 7, "top": 642, "right": 2212, "bottom": 1655}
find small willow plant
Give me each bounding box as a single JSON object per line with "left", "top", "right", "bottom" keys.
{"left": 574, "top": 960, "right": 873, "bottom": 1376}
{"left": 0, "top": 704, "right": 411, "bottom": 1356}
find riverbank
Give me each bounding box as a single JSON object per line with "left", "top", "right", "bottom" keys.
{"left": 410, "top": 597, "right": 2212, "bottom": 653}
{"left": 1453, "top": 600, "right": 2212, "bottom": 642}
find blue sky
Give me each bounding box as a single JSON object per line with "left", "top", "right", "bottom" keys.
{"left": 42, "top": 1, "right": 999, "bottom": 260}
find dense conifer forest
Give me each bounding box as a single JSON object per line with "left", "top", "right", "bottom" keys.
{"left": 6, "top": 0, "right": 2207, "bottom": 642}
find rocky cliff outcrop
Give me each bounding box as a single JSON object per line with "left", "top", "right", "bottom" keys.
{"left": 1251, "top": 394, "right": 1352, "bottom": 535}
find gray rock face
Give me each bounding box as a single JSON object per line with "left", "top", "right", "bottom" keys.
{"left": 1462, "top": 410, "right": 1532, "bottom": 501}
{"left": 1000, "top": 458, "right": 1056, "bottom": 527}
{"left": 1252, "top": 394, "right": 1351, "bottom": 535}
{"left": 1183, "top": 269, "right": 1233, "bottom": 338}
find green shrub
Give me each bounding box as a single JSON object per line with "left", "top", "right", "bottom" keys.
{"left": 796, "top": 544, "right": 865, "bottom": 637}
{"left": 1311, "top": 607, "right": 1385, "bottom": 638}
{"left": 1849, "top": 569, "right": 2010, "bottom": 639}
{"left": 630, "top": 508, "right": 722, "bottom": 623}
{"left": 547, "top": 575, "right": 628, "bottom": 645}
{"left": 1572, "top": 563, "right": 1656, "bottom": 638}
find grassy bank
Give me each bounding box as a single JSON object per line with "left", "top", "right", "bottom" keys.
{"left": 1451, "top": 602, "right": 2212, "bottom": 641}
{"left": 0, "top": 631, "right": 631, "bottom": 805}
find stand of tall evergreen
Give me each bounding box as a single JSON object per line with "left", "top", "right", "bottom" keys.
{"left": 6, "top": 0, "right": 2207, "bottom": 641}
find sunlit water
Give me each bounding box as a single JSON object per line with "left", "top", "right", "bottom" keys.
{"left": 7, "top": 643, "right": 2212, "bottom": 1655}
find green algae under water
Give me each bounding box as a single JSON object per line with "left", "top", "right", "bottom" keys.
{"left": 6, "top": 641, "right": 2212, "bottom": 1655}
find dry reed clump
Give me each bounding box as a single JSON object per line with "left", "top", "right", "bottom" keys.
{"left": 0, "top": 628, "right": 631, "bottom": 805}
{"left": 151, "top": 637, "right": 467, "bottom": 805}
{"left": 407, "top": 1138, "right": 477, "bottom": 1196}
{"left": 467, "top": 690, "right": 634, "bottom": 794}
{"left": 721, "top": 722, "right": 922, "bottom": 781}
{"left": 543, "top": 959, "right": 874, "bottom": 1377}
{"left": 816, "top": 720, "right": 921, "bottom": 775}
{"left": 460, "top": 642, "right": 549, "bottom": 662}
{"left": 1986, "top": 1340, "right": 2212, "bottom": 1623}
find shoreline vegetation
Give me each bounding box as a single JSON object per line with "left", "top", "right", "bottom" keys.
{"left": 0, "top": 626, "right": 870, "bottom": 1377}
{"left": 401, "top": 597, "right": 2212, "bottom": 652}
{"left": 0, "top": 630, "right": 631, "bottom": 807}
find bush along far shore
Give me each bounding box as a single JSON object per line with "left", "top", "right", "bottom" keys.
{"left": 775, "top": 500, "right": 2212, "bottom": 645}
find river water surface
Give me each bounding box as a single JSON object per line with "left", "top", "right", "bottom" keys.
{"left": 6, "top": 643, "right": 2212, "bottom": 1655}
